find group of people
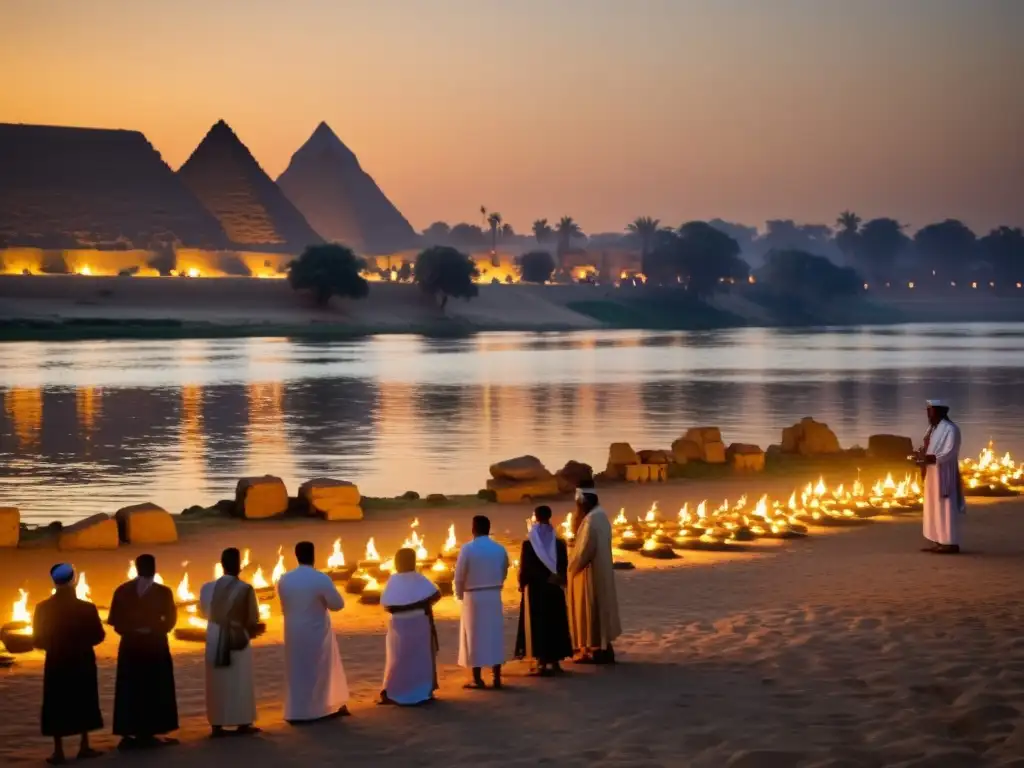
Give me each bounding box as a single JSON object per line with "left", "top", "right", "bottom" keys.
{"left": 30, "top": 488, "right": 621, "bottom": 763}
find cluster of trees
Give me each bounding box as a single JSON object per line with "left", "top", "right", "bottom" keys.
{"left": 288, "top": 244, "right": 478, "bottom": 310}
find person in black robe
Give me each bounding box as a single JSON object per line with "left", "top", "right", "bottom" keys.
{"left": 108, "top": 553, "right": 179, "bottom": 750}
{"left": 514, "top": 505, "right": 573, "bottom": 675}
{"left": 32, "top": 563, "right": 105, "bottom": 765}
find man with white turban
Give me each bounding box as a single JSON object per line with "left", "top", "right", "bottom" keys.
{"left": 914, "top": 399, "right": 966, "bottom": 554}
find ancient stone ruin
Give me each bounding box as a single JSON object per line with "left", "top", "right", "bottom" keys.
{"left": 0, "top": 122, "right": 230, "bottom": 251}
{"left": 276, "top": 122, "right": 419, "bottom": 255}
{"left": 178, "top": 120, "right": 323, "bottom": 254}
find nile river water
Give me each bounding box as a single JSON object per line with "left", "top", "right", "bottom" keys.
{"left": 3, "top": 324, "right": 1024, "bottom": 524}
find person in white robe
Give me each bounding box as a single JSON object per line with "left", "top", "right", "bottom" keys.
{"left": 915, "top": 399, "right": 967, "bottom": 554}
{"left": 454, "top": 515, "right": 509, "bottom": 689}
{"left": 198, "top": 548, "right": 260, "bottom": 736}
{"left": 276, "top": 541, "right": 349, "bottom": 723}
{"left": 380, "top": 548, "right": 442, "bottom": 705}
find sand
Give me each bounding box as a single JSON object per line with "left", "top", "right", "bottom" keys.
{"left": 2, "top": 480, "right": 1023, "bottom": 767}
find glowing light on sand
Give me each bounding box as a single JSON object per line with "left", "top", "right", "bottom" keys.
{"left": 327, "top": 539, "right": 346, "bottom": 569}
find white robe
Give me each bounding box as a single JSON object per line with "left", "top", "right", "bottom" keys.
{"left": 454, "top": 536, "right": 509, "bottom": 668}
{"left": 923, "top": 418, "right": 966, "bottom": 546}
{"left": 276, "top": 565, "right": 348, "bottom": 721}
{"left": 199, "top": 577, "right": 257, "bottom": 727}
{"left": 381, "top": 571, "right": 440, "bottom": 705}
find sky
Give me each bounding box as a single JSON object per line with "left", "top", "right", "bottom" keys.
{"left": 1, "top": 0, "right": 1022, "bottom": 235}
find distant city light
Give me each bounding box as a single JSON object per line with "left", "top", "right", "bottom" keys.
{"left": 908, "top": 281, "right": 915, "bottom": 289}
{"left": 863, "top": 283, "right": 869, "bottom": 290}
{"left": 748, "top": 275, "right": 756, "bottom": 284}
{"left": 971, "top": 281, "right": 978, "bottom": 289}
{"left": 1018, "top": 283, "right": 1022, "bottom": 289}
{"left": 951, "top": 281, "right": 957, "bottom": 287}
{"left": 989, "top": 281, "right": 995, "bottom": 287}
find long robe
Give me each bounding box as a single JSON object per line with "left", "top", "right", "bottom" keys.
{"left": 108, "top": 579, "right": 179, "bottom": 737}
{"left": 455, "top": 536, "right": 509, "bottom": 668}
{"left": 381, "top": 571, "right": 441, "bottom": 705}
{"left": 567, "top": 507, "right": 622, "bottom": 651}
{"left": 514, "top": 528, "right": 573, "bottom": 664}
{"left": 923, "top": 418, "right": 966, "bottom": 546}
{"left": 199, "top": 576, "right": 259, "bottom": 727}
{"left": 276, "top": 565, "right": 348, "bottom": 721}
{"left": 32, "top": 589, "right": 105, "bottom": 737}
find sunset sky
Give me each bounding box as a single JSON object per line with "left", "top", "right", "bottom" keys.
{"left": 1, "top": 0, "right": 1021, "bottom": 234}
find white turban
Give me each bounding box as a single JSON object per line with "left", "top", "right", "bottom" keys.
{"left": 926, "top": 399, "right": 948, "bottom": 408}
{"left": 575, "top": 487, "right": 597, "bottom": 501}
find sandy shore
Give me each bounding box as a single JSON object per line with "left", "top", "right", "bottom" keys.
{"left": 2, "top": 479, "right": 1024, "bottom": 767}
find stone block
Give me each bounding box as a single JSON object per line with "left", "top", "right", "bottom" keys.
{"left": 624, "top": 464, "right": 652, "bottom": 483}
{"left": 868, "top": 434, "right": 914, "bottom": 461}
{"left": 637, "top": 449, "right": 670, "bottom": 465}
{"left": 780, "top": 418, "right": 842, "bottom": 456}
{"left": 489, "top": 455, "right": 550, "bottom": 482}
{"left": 58, "top": 513, "right": 119, "bottom": 551}
{"left": 114, "top": 502, "right": 178, "bottom": 544}
{"left": 671, "top": 438, "right": 702, "bottom": 463}
{"left": 235, "top": 475, "right": 289, "bottom": 519}
{"left": 555, "top": 460, "right": 594, "bottom": 493}
{"left": 732, "top": 452, "right": 765, "bottom": 472}
{"left": 0, "top": 507, "right": 19, "bottom": 547}
{"left": 300, "top": 478, "right": 363, "bottom": 521}
{"left": 703, "top": 441, "right": 727, "bottom": 464}
{"left": 649, "top": 464, "right": 668, "bottom": 482}
{"left": 684, "top": 426, "right": 723, "bottom": 446}
{"left": 486, "top": 476, "right": 560, "bottom": 504}
{"left": 606, "top": 442, "right": 640, "bottom": 480}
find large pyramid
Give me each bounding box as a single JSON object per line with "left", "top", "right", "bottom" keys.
{"left": 276, "top": 122, "right": 418, "bottom": 254}
{"left": 177, "top": 120, "right": 323, "bottom": 253}
{"left": 0, "top": 122, "right": 231, "bottom": 250}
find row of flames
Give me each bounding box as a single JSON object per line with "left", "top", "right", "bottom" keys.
{"left": 6, "top": 445, "right": 1019, "bottom": 641}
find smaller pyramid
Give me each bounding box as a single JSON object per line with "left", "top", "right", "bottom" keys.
{"left": 177, "top": 120, "right": 323, "bottom": 253}
{"left": 277, "top": 122, "right": 418, "bottom": 254}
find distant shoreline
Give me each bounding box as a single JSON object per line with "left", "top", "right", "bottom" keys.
{"left": 2, "top": 274, "right": 1023, "bottom": 342}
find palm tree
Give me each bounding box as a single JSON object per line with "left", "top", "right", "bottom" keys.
{"left": 627, "top": 216, "right": 660, "bottom": 274}
{"left": 532, "top": 218, "right": 553, "bottom": 244}
{"left": 554, "top": 216, "right": 583, "bottom": 266}
{"left": 486, "top": 212, "right": 502, "bottom": 254}
{"left": 835, "top": 210, "right": 863, "bottom": 265}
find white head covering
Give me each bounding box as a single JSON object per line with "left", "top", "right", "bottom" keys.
{"left": 926, "top": 399, "right": 948, "bottom": 408}
{"left": 380, "top": 571, "right": 440, "bottom": 609}
{"left": 575, "top": 487, "right": 597, "bottom": 501}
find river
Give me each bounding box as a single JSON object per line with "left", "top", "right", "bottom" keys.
{"left": 2, "top": 323, "right": 1023, "bottom": 524}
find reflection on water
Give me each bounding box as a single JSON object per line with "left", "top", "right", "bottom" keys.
{"left": 2, "top": 324, "right": 1024, "bottom": 523}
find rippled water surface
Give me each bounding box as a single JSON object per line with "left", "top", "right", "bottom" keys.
{"left": 3, "top": 324, "right": 1024, "bottom": 523}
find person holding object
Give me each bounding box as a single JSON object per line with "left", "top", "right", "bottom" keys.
{"left": 277, "top": 541, "right": 349, "bottom": 724}
{"left": 107, "top": 554, "right": 179, "bottom": 750}
{"left": 914, "top": 399, "right": 966, "bottom": 554}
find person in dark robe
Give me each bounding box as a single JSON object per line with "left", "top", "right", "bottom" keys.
{"left": 108, "top": 553, "right": 179, "bottom": 750}
{"left": 32, "top": 563, "right": 105, "bottom": 765}
{"left": 515, "top": 505, "right": 573, "bottom": 675}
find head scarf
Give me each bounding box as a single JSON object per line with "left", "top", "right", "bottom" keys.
{"left": 50, "top": 563, "right": 75, "bottom": 586}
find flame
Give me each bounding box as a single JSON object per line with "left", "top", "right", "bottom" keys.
{"left": 380, "top": 558, "right": 395, "bottom": 573}
{"left": 12, "top": 589, "right": 31, "bottom": 628}
{"left": 176, "top": 563, "right": 195, "bottom": 603}
{"left": 364, "top": 537, "right": 381, "bottom": 562}
{"left": 678, "top": 504, "right": 690, "bottom": 524}
{"left": 241, "top": 549, "right": 251, "bottom": 571}
{"left": 75, "top": 572, "right": 92, "bottom": 602}
{"left": 128, "top": 561, "right": 137, "bottom": 580}
{"left": 431, "top": 558, "right": 449, "bottom": 573}
{"left": 214, "top": 563, "right": 224, "bottom": 580}
{"left": 271, "top": 547, "right": 285, "bottom": 585}
{"left": 696, "top": 501, "right": 707, "bottom": 520}
{"left": 326, "top": 538, "right": 346, "bottom": 569}
{"left": 258, "top": 602, "right": 270, "bottom": 621}
{"left": 644, "top": 502, "right": 659, "bottom": 523}
{"left": 813, "top": 477, "right": 826, "bottom": 497}
{"left": 443, "top": 524, "right": 457, "bottom": 553}
{"left": 251, "top": 567, "right": 269, "bottom": 590}
{"left": 642, "top": 535, "right": 658, "bottom": 551}
{"left": 613, "top": 508, "right": 628, "bottom": 526}
{"left": 411, "top": 517, "right": 420, "bottom": 529}
{"left": 561, "top": 512, "right": 574, "bottom": 539}
{"left": 363, "top": 575, "right": 381, "bottom": 592}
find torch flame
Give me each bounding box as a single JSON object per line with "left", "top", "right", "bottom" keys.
{"left": 326, "top": 539, "right": 346, "bottom": 569}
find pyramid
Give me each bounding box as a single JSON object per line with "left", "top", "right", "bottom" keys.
{"left": 276, "top": 122, "right": 418, "bottom": 254}
{"left": 177, "top": 120, "right": 323, "bottom": 253}
{"left": 0, "top": 122, "right": 231, "bottom": 250}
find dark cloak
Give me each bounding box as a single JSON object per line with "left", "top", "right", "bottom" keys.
{"left": 514, "top": 537, "right": 573, "bottom": 664}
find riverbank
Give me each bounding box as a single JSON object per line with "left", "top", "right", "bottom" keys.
{"left": 2, "top": 275, "right": 1023, "bottom": 341}
{"left": 1, "top": 482, "right": 1022, "bottom": 766}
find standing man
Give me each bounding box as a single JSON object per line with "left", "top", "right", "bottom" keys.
{"left": 915, "top": 399, "right": 966, "bottom": 554}
{"left": 454, "top": 515, "right": 509, "bottom": 689}
{"left": 567, "top": 489, "right": 622, "bottom": 664}
{"left": 276, "top": 541, "right": 349, "bottom": 724}
{"left": 199, "top": 547, "right": 261, "bottom": 737}
{"left": 108, "top": 553, "right": 179, "bottom": 750}
{"left": 32, "top": 563, "right": 105, "bottom": 764}
{"left": 380, "top": 547, "right": 442, "bottom": 705}
{"left": 514, "top": 505, "right": 573, "bottom": 675}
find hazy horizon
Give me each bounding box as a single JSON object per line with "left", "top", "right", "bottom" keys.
{"left": 1, "top": 0, "right": 1021, "bottom": 234}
